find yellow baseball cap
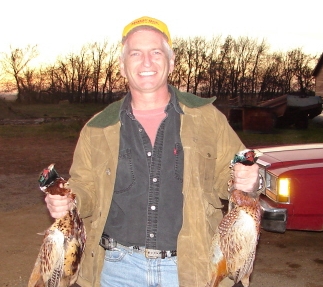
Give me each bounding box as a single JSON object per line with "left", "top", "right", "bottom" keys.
{"left": 122, "top": 16, "right": 172, "bottom": 47}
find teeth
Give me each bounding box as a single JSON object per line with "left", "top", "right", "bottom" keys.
{"left": 139, "top": 71, "right": 155, "bottom": 76}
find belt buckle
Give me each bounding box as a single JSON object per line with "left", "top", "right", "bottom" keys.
{"left": 100, "top": 236, "right": 117, "bottom": 250}
{"left": 145, "top": 248, "right": 160, "bottom": 259}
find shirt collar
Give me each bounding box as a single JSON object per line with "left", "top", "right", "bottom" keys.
{"left": 120, "top": 85, "right": 184, "bottom": 120}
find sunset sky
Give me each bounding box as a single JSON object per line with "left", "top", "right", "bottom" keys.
{"left": 1, "top": 0, "right": 322, "bottom": 66}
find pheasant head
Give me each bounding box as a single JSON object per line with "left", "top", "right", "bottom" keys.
{"left": 38, "top": 163, "right": 72, "bottom": 198}
{"left": 231, "top": 149, "right": 262, "bottom": 166}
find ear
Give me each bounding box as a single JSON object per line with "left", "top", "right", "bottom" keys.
{"left": 169, "top": 53, "right": 175, "bottom": 73}
{"left": 119, "top": 56, "right": 126, "bottom": 78}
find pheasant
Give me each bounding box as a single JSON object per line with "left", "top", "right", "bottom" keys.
{"left": 208, "top": 149, "right": 262, "bottom": 287}
{"left": 28, "top": 164, "right": 86, "bottom": 287}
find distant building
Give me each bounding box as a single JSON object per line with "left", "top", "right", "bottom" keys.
{"left": 312, "top": 53, "right": 323, "bottom": 98}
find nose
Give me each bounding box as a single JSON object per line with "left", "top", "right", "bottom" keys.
{"left": 143, "top": 53, "right": 152, "bottom": 67}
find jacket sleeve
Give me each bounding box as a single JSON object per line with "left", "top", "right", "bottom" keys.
{"left": 68, "top": 125, "right": 96, "bottom": 218}
{"left": 212, "top": 109, "right": 246, "bottom": 200}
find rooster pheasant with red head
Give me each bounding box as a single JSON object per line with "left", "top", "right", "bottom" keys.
{"left": 208, "top": 149, "right": 262, "bottom": 287}
{"left": 28, "top": 164, "right": 86, "bottom": 287}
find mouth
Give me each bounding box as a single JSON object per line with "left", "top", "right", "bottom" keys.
{"left": 139, "top": 71, "right": 156, "bottom": 76}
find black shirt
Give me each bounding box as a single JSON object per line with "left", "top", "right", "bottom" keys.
{"left": 104, "top": 88, "right": 184, "bottom": 250}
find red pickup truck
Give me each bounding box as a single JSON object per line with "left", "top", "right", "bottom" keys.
{"left": 256, "top": 143, "right": 323, "bottom": 233}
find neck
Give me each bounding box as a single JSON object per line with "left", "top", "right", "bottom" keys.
{"left": 130, "top": 87, "right": 170, "bottom": 110}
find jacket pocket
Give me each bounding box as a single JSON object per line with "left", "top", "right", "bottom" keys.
{"left": 197, "top": 145, "right": 224, "bottom": 233}
{"left": 196, "top": 144, "right": 217, "bottom": 193}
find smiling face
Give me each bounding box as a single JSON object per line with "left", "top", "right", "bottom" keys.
{"left": 120, "top": 29, "right": 175, "bottom": 96}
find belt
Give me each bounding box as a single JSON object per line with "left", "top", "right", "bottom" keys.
{"left": 100, "top": 236, "right": 177, "bottom": 259}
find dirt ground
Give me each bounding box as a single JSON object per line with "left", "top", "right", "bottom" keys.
{"left": 0, "top": 136, "right": 322, "bottom": 287}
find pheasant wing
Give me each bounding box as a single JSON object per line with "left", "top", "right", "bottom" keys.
{"left": 220, "top": 208, "right": 259, "bottom": 285}
{"left": 43, "top": 228, "right": 66, "bottom": 286}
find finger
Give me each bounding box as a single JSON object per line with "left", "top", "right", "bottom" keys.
{"left": 46, "top": 194, "right": 68, "bottom": 200}
{"left": 45, "top": 194, "right": 69, "bottom": 206}
{"left": 234, "top": 165, "right": 259, "bottom": 178}
{"left": 46, "top": 201, "right": 70, "bottom": 218}
{"left": 50, "top": 210, "right": 69, "bottom": 219}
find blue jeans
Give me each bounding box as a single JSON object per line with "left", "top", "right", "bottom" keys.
{"left": 100, "top": 247, "right": 179, "bottom": 287}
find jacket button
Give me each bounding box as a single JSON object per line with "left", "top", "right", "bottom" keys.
{"left": 207, "top": 153, "right": 211, "bottom": 158}
{"left": 106, "top": 168, "right": 111, "bottom": 175}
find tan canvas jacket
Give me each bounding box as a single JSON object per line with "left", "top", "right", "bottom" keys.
{"left": 69, "top": 85, "right": 245, "bottom": 287}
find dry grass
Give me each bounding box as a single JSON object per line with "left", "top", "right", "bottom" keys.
{"left": 237, "top": 120, "right": 323, "bottom": 147}
{"left": 1, "top": 100, "right": 322, "bottom": 146}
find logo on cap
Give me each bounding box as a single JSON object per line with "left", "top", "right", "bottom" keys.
{"left": 122, "top": 16, "right": 172, "bottom": 47}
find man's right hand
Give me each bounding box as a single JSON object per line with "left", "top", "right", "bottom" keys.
{"left": 45, "top": 194, "right": 73, "bottom": 218}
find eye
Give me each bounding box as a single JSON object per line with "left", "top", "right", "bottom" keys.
{"left": 152, "top": 50, "right": 162, "bottom": 55}
{"left": 130, "top": 51, "right": 140, "bottom": 57}
{"left": 128, "top": 49, "right": 141, "bottom": 57}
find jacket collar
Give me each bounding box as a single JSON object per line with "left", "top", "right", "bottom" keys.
{"left": 87, "top": 85, "right": 216, "bottom": 128}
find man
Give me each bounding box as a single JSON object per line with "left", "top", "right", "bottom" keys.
{"left": 45, "top": 16, "right": 260, "bottom": 287}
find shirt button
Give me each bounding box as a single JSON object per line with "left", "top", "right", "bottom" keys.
{"left": 150, "top": 233, "right": 154, "bottom": 238}
{"left": 152, "top": 178, "right": 157, "bottom": 183}
{"left": 147, "top": 151, "right": 152, "bottom": 156}
{"left": 151, "top": 205, "right": 156, "bottom": 210}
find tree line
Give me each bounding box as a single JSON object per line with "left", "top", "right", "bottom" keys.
{"left": 0, "top": 35, "right": 318, "bottom": 104}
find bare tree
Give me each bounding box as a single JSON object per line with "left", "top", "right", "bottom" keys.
{"left": 216, "top": 36, "right": 235, "bottom": 98}
{"left": 183, "top": 38, "right": 195, "bottom": 93}
{"left": 101, "top": 43, "right": 122, "bottom": 104}
{"left": 249, "top": 39, "right": 268, "bottom": 95}
{"left": 53, "top": 55, "right": 77, "bottom": 102}
{"left": 1, "top": 45, "right": 38, "bottom": 102}
{"left": 0, "top": 37, "right": 317, "bottom": 105}
{"left": 74, "top": 46, "right": 92, "bottom": 103}
{"left": 203, "top": 36, "right": 221, "bottom": 97}
{"left": 90, "top": 40, "right": 109, "bottom": 102}
{"left": 190, "top": 37, "right": 209, "bottom": 95}
{"left": 288, "top": 48, "right": 316, "bottom": 93}
{"left": 259, "top": 53, "right": 283, "bottom": 98}
{"left": 176, "top": 37, "right": 209, "bottom": 93}
{"left": 169, "top": 37, "right": 187, "bottom": 90}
